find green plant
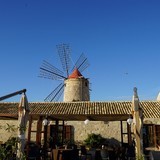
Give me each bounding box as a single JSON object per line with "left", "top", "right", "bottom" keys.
{"left": 0, "top": 123, "right": 28, "bottom": 159}
{"left": 136, "top": 154, "right": 144, "bottom": 160}
{"left": 5, "top": 123, "right": 17, "bottom": 132}
{"left": 84, "top": 133, "right": 105, "bottom": 148}
{"left": 0, "top": 137, "right": 18, "bottom": 159}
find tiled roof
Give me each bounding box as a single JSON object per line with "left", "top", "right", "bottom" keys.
{"left": 68, "top": 68, "right": 83, "bottom": 78}
{"left": 140, "top": 101, "right": 160, "bottom": 118}
{"left": 0, "top": 101, "right": 159, "bottom": 121}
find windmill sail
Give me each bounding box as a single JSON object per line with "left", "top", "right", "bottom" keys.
{"left": 71, "top": 53, "right": 89, "bottom": 73}
{"left": 39, "top": 60, "right": 66, "bottom": 80}
{"left": 44, "top": 83, "right": 64, "bottom": 102}
{"left": 56, "top": 44, "right": 71, "bottom": 77}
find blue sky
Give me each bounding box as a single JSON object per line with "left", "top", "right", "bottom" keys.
{"left": 1, "top": 0, "right": 160, "bottom": 102}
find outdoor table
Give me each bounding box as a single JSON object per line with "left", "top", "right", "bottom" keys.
{"left": 51, "top": 148, "right": 73, "bottom": 160}
{"left": 95, "top": 149, "right": 101, "bottom": 160}
{"left": 94, "top": 148, "right": 113, "bottom": 160}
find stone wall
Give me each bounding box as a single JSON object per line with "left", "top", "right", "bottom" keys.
{"left": 66, "top": 121, "right": 126, "bottom": 144}
{"left": 0, "top": 120, "right": 18, "bottom": 143}
{"left": 0, "top": 120, "right": 36, "bottom": 143}
{"left": 0, "top": 119, "right": 127, "bottom": 144}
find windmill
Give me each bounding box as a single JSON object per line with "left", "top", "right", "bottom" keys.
{"left": 39, "top": 43, "right": 90, "bottom": 102}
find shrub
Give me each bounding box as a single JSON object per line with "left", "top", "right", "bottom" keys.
{"left": 84, "top": 133, "right": 105, "bottom": 148}
{"left": 0, "top": 137, "right": 18, "bottom": 159}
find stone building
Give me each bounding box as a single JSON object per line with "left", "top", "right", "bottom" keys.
{"left": 0, "top": 97, "right": 160, "bottom": 149}
{"left": 0, "top": 68, "right": 160, "bottom": 155}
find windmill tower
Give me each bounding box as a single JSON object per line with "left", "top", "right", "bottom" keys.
{"left": 64, "top": 68, "right": 90, "bottom": 102}
{"left": 39, "top": 43, "right": 90, "bottom": 102}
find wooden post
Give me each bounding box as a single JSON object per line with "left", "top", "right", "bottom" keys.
{"left": 55, "top": 120, "right": 59, "bottom": 145}
{"left": 127, "top": 123, "right": 132, "bottom": 146}
{"left": 43, "top": 116, "right": 49, "bottom": 160}
{"left": 120, "top": 121, "right": 123, "bottom": 144}
{"left": 36, "top": 116, "right": 43, "bottom": 146}
{"left": 43, "top": 124, "right": 48, "bottom": 160}
{"left": 132, "top": 87, "right": 144, "bottom": 159}
{"left": 27, "top": 115, "right": 32, "bottom": 145}
{"left": 153, "top": 125, "right": 157, "bottom": 148}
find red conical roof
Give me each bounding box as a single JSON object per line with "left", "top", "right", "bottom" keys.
{"left": 68, "top": 68, "right": 83, "bottom": 79}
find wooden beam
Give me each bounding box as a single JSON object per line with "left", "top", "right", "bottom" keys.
{"left": 127, "top": 123, "right": 132, "bottom": 146}
{"left": 153, "top": 125, "right": 157, "bottom": 148}
{"left": 120, "top": 121, "right": 123, "bottom": 144}
{"left": 27, "top": 115, "right": 32, "bottom": 144}
{"left": 36, "top": 116, "right": 43, "bottom": 146}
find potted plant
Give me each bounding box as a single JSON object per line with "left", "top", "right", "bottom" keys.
{"left": 84, "top": 133, "right": 105, "bottom": 149}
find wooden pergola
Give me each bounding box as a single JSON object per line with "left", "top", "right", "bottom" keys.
{"left": 0, "top": 100, "right": 159, "bottom": 143}
{"left": 0, "top": 96, "right": 160, "bottom": 160}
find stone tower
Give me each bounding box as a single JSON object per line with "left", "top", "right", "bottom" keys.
{"left": 64, "top": 68, "right": 90, "bottom": 102}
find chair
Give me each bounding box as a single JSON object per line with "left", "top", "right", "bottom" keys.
{"left": 80, "top": 146, "right": 92, "bottom": 160}
{"left": 70, "top": 145, "right": 79, "bottom": 160}
{"left": 27, "top": 143, "right": 41, "bottom": 160}
{"left": 56, "top": 149, "right": 63, "bottom": 160}
{"left": 56, "top": 149, "right": 73, "bottom": 160}
{"left": 100, "top": 149, "right": 110, "bottom": 160}
{"left": 128, "top": 158, "right": 135, "bottom": 160}
{"left": 127, "top": 144, "right": 135, "bottom": 160}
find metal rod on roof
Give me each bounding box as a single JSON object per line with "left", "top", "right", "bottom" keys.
{"left": 0, "top": 89, "right": 26, "bottom": 101}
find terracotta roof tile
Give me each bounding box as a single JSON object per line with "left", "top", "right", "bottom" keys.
{"left": 0, "top": 101, "right": 159, "bottom": 121}
{"left": 68, "top": 68, "right": 83, "bottom": 78}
